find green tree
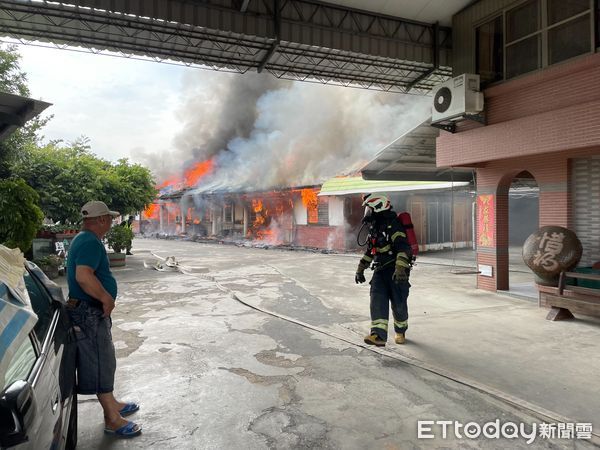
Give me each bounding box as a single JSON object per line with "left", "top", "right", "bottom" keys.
{"left": 0, "top": 44, "right": 29, "bottom": 96}
{"left": 0, "top": 178, "right": 44, "bottom": 252}
{"left": 12, "top": 140, "right": 106, "bottom": 222}
{"left": 12, "top": 139, "right": 157, "bottom": 222}
{"left": 109, "top": 159, "right": 157, "bottom": 216}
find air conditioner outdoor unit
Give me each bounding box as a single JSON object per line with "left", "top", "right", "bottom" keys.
{"left": 431, "top": 73, "right": 484, "bottom": 123}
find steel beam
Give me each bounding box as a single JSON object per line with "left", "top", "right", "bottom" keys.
{"left": 0, "top": 0, "right": 453, "bottom": 92}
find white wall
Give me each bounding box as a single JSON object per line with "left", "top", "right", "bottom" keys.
{"left": 328, "top": 196, "right": 345, "bottom": 226}
{"left": 294, "top": 200, "right": 308, "bottom": 225}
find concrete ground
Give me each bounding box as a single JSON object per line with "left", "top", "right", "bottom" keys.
{"left": 57, "top": 238, "right": 600, "bottom": 449}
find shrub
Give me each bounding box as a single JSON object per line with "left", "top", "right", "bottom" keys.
{"left": 33, "top": 254, "right": 63, "bottom": 268}
{"left": 0, "top": 178, "right": 44, "bottom": 252}
{"left": 105, "top": 225, "right": 133, "bottom": 253}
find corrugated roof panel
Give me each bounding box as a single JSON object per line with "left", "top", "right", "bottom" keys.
{"left": 318, "top": 176, "right": 469, "bottom": 196}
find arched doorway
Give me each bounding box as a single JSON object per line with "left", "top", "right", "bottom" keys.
{"left": 508, "top": 171, "right": 539, "bottom": 297}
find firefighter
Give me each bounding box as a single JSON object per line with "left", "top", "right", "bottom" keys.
{"left": 355, "top": 194, "right": 412, "bottom": 346}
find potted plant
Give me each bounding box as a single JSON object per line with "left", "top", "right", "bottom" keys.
{"left": 33, "top": 254, "right": 63, "bottom": 280}
{"left": 105, "top": 225, "right": 133, "bottom": 267}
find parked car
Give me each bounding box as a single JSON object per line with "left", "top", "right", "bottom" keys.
{"left": 0, "top": 246, "right": 76, "bottom": 449}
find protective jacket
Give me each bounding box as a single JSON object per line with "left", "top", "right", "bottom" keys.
{"left": 358, "top": 210, "right": 412, "bottom": 273}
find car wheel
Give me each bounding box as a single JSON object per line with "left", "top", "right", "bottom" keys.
{"left": 65, "top": 392, "right": 77, "bottom": 450}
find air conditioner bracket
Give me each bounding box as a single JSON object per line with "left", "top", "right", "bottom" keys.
{"left": 431, "top": 112, "right": 486, "bottom": 134}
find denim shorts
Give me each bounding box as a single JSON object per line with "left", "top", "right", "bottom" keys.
{"left": 67, "top": 301, "right": 116, "bottom": 395}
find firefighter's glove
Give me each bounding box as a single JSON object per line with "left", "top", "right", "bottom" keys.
{"left": 355, "top": 270, "right": 366, "bottom": 284}
{"left": 355, "top": 260, "right": 369, "bottom": 284}
{"left": 392, "top": 265, "right": 409, "bottom": 284}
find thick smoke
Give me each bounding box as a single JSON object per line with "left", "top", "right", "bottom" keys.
{"left": 139, "top": 70, "right": 430, "bottom": 189}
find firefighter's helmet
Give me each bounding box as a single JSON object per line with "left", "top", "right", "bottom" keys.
{"left": 362, "top": 194, "right": 391, "bottom": 213}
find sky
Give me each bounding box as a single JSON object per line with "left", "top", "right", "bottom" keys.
{"left": 18, "top": 44, "right": 182, "bottom": 163}
{"left": 15, "top": 42, "right": 431, "bottom": 188}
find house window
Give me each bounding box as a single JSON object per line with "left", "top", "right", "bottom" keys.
{"left": 506, "top": 0, "right": 540, "bottom": 42}
{"left": 307, "top": 201, "right": 318, "bottom": 224}
{"left": 476, "top": 15, "right": 504, "bottom": 85}
{"left": 548, "top": 0, "right": 589, "bottom": 24}
{"left": 224, "top": 201, "right": 233, "bottom": 223}
{"left": 596, "top": 0, "right": 600, "bottom": 47}
{"left": 506, "top": 34, "right": 541, "bottom": 78}
{"left": 307, "top": 197, "right": 328, "bottom": 225}
{"left": 506, "top": 0, "right": 542, "bottom": 78}
{"left": 317, "top": 198, "right": 329, "bottom": 225}
{"left": 548, "top": 12, "right": 591, "bottom": 64}
{"left": 475, "top": 0, "right": 593, "bottom": 82}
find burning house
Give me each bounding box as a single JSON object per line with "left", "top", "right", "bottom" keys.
{"left": 143, "top": 176, "right": 475, "bottom": 253}
{"left": 141, "top": 113, "right": 479, "bottom": 253}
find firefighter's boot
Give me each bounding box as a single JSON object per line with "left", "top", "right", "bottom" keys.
{"left": 395, "top": 333, "right": 405, "bottom": 344}
{"left": 364, "top": 333, "right": 386, "bottom": 347}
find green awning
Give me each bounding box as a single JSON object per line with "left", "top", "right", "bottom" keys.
{"left": 318, "top": 176, "right": 469, "bottom": 196}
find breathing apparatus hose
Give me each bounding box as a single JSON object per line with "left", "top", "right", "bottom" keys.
{"left": 356, "top": 222, "right": 370, "bottom": 247}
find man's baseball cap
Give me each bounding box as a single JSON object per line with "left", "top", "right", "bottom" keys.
{"left": 81, "top": 201, "right": 120, "bottom": 218}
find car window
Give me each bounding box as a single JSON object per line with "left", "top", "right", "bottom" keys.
{"left": 3, "top": 335, "right": 36, "bottom": 390}
{"left": 23, "top": 271, "right": 54, "bottom": 340}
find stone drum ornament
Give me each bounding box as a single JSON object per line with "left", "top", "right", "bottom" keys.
{"left": 522, "top": 226, "right": 582, "bottom": 286}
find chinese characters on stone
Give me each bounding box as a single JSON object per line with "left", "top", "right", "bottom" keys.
{"left": 532, "top": 231, "right": 565, "bottom": 271}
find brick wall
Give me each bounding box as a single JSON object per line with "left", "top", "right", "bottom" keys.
{"left": 437, "top": 53, "right": 600, "bottom": 167}
{"left": 435, "top": 53, "right": 600, "bottom": 291}
{"left": 475, "top": 155, "right": 574, "bottom": 290}
{"left": 295, "top": 225, "right": 346, "bottom": 251}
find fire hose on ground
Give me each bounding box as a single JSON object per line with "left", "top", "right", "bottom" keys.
{"left": 147, "top": 252, "right": 600, "bottom": 445}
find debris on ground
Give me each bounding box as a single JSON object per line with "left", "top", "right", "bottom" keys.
{"left": 144, "top": 254, "right": 209, "bottom": 274}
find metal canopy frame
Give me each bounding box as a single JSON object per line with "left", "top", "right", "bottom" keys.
{"left": 0, "top": 0, "right": 453, "bottom": 93}
{"left": 0, "top": 91, "right": 51, "bottom": 141}
{"left": 361, "top": 118, "right": 474, "bottom": 182}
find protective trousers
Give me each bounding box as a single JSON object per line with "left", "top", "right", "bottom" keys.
{"left": 369, "top": 265, "right": 409, "bottom": 340}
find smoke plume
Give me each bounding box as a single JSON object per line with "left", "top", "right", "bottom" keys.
{"left": 137, "top": 70, "right": 431, "bottom": 190}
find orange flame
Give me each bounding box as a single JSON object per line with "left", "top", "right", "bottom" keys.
{"left": 184, "top": 160, "right": 214, "bottom": 187}
{"left": 142, "top": 202, "right": 180, "bottom": 222}
{"left": 252, "top": 199, "right": 266, "bottom": 227}
{"left": 143, "top": 203, "right": 160, "bottom": 219}
{"left": 158, "top": 176, "right": 180, "bottom": 190}
{"left": 300, "top": 188, "right": 319, "bottom": 224}
{"left": 300, "top": 188, "right": 318, "bottom": 208}
{"left": 252, "top": 199, "right": 263, "bottom": 213}
{"left": 158, "top": 158, "right": 215, "bottom": 191}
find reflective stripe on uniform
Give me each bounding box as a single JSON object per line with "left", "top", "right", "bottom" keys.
{"left": 371, "top": 318, "right": 388, "bottom": 331}
{"left": 376, "top": 245, "right": 391, "bottom": 253}
{"left": 362, "top": 255, "right": 373, "bottom": 263}
{"left": 396, "top": 251, "right": 410, "bottom": 268}
{"left": 391, "top": 231, "right": 406, "bottom": 241}
{"left": 394, "top": 319, "right": 408, "bottom": 329}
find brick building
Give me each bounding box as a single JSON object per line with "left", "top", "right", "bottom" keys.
{"left": 146, "top": 177, "right": 474, "bottom": 253}
{"left": 435, "top": 0, "right": 600, "bottom": 291}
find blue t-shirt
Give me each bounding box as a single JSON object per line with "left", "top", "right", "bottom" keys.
{"left": 67, "top": 230, "right": 117, "bottom": 303}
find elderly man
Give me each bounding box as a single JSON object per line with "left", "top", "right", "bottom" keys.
{"left": 66, "top": 200, "right": 141, "bottom": 438}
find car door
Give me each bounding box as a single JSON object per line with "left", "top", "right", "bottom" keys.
{"left": 22, "top": 269, "right": 75, "bottom": 450}
{"left": 0, "top": 331, "right": 38, "bottom": 448}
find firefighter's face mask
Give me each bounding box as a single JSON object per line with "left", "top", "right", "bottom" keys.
{"left": 361, "top": 206, "right": 375, "bottom": 224}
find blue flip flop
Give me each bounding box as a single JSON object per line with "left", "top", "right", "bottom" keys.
{"left": 104, "top": 421, "right": 142, "bottom": 437}
{"left": 119, "top": 402, "right": 140, "bottom": 417}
